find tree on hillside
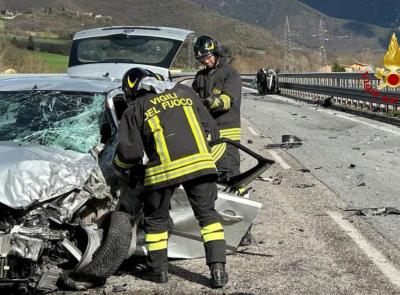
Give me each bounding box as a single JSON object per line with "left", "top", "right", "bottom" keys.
{"left": 332, "top": 62, "right": 345, "bottom": 72}
{"left": 27, "top": 35, "right": 34, "bottom": 51}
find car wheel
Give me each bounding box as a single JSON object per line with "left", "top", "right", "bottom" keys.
{"left": 61, "top": 211, "right": 133, "bottom": 290}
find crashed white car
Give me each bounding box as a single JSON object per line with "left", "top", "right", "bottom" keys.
{"left": 0, "top": 26, "right": 273, "bottom": 292}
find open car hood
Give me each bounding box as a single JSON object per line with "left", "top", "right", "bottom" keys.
{"left": 0, "top": 142, "right": 96, "bottom": 209}
{"left": 68, "top": 26, "right": 193, "bottom": 79}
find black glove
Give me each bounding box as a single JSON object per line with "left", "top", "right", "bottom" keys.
{"left": 113, "top": 163, "right": 129, "bottom": 181}
{"left": 204, "top": 96, "right": 222, "bottom": 110}
{"left": 203, "top": 97, "right": 214, "bottom": 109}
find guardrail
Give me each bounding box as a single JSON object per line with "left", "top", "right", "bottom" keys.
{"left": 242, "top": 72, "right": 400, "bottom": 115}
{"left": 175, "top": 71, "right": 400, "bottom": 112}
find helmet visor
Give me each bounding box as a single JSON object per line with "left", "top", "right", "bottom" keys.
{"left": 195, "top": 50, "right": 213, "bottom": 61}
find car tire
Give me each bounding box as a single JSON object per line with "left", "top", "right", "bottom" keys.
{"left": 61, "top": 211, "right": 133, "bottom": 290}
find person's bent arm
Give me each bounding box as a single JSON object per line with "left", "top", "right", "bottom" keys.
{"left": 208, "top": 68, "right": 242, "bottom": 113}
{"left": 113, "top": 107, "right": 144, "bottom": 173}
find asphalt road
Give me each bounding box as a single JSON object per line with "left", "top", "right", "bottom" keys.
{"left": 242, "top": 87, "right": 400, "bottom": 250}
{"left": 58, "top": 87, "right": 400, "bottom": 295}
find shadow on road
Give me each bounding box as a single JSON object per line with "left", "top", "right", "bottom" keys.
{"left": 168, "top": 264, "right": 211, "bottom": 288}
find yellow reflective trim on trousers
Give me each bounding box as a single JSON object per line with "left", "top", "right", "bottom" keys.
{"left": 219, "top": 94, "right": 231, "bottom": 110}
{"left": 147, "top": 240, "right": 168, "bottom": 251}
{"left": 183, "top": 106, "right": 208, "bottom": 154}
{"left": 200, "top": 222, "right": 224, "bottom": 235}
{"left": 148, "top": 116, "right": 171, "bottom": 164}
{"left": 211, "top": 142, "right": 226, "bottom": 162}
{"left": 144, "top": 160, "right": 216, "bottom": 186}
{"left": 145, "top": 153, "right": 213, "bottom": 177}
{"left": 203, "top": 232, "right": 225, "bottom": 243}
{"left": 145, "top": 231, "right": 168, "bottom": 242}
{"left": 114, "top": 154, "right": 134, "bottom": 169}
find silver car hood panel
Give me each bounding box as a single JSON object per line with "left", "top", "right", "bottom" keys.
{"left": 0, "top": 142, "right": 96, "bottom": 209}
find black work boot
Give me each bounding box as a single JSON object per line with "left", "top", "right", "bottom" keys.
{"left": 133, "top": 264, "right": 168, "bottom": 284}
{"left": 209, "top": 263, "right": 228, "bottom": 288}
{"left": 239, "top": 225, "right": 253, "bottom": 246}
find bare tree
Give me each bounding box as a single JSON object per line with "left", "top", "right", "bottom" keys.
{"left": 0, "top": 39, "right": 11, "bottom": 72}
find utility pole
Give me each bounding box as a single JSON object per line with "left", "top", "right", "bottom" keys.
{"left": 316, "top": 19, "right": 328, "bottom": 70}
{"left": 284, "top": 16, "right": 295, "bottom": 73}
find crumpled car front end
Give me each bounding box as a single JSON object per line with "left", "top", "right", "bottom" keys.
{"left": 0, "top": 83, "right": 132, "bottom": 292}
{"left": 0, "top": 142, "right": 124, "bottom": 292}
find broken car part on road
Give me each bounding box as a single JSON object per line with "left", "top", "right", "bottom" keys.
{"left": 345, "top": 207, "right": 400, "bottom": 217}
{"left": 265, "top": 135, "right": 302, "bottom": 149}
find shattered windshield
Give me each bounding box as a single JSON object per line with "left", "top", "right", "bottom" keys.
{"left": 0, "top": 91, "right": 105, "bottom": 153}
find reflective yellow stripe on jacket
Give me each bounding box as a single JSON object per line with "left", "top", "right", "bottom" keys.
{"left": 148, "top": 116, "right": 171, "bottom": 164}
{"left": 211, "top": 142, "right": 226, "bottom": 162}
{"left": 219, "top": 94, "right": 231, "bottom": 110}
{"left": 220, "top": 128, "right": 241, "bottom": 141}
{"left": 144, "top": 106, "right": 216, "bottom": 186}
{"left": 114, "top": 154, "right": 135, "bottom": 169}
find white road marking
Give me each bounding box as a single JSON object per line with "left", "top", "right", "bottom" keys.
{"left": 243, "top": 109, "right": 291, "bottom": 170}
{"left": 243, "top": 86, "right": 258, "bottom": 93}
{"left": 268, "top": 150, "right": 291, "bottom": 170}
{"left": 247, "top": 126, "right": 259, "bottom": 136}
{"left": 328, "top": 211, "right": 400, "bottom": 288}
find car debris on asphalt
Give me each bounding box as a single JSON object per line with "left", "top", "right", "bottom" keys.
{"left": 265, "top": 135, "right": 302, "bottom": 149}
{"left": 345, "top": 207, "right": 400, "bottom": 216}
{"left": 298, "top": 168, "right": 311, "bottom": 173}
{"left": 256, "top": 175, "right": 282, "bottom": 185}
{"left": 293, "top": 183, "right": 316, "bottom": 189}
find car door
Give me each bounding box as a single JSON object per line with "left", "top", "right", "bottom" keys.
{"left": 134, "top": 139, "right": 275, "bottom": 258}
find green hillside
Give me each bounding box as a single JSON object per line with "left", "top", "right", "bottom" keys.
{"left": 31, "top": 51, "right": 68, "bottom": 72}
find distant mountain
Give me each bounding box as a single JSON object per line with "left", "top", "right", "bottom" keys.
{"left": 299, "top": 0, "right": 400, "bottom": 29}
{"left": 1, "top": 0, "right": 392, "bottom": 71}
{"left": 189, "top": 0, "right": 391, "bottom": 57}
{"left": 0, "top": 0, "right": 289, "bottom": 71}
{"left": 0, "top": 0, "right": 280, "bottom": 50}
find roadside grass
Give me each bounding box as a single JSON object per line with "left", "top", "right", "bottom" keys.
{"left": 0, "top": 34, "right": 69, "bottom": 44}
{"left": 30, "top": 51, "right": 69, "bottom": 73}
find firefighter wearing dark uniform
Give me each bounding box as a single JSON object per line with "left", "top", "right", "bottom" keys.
{"left": 192, "top": 35, "right": 242, "bottom": 179}
{"left": 113, "top": 68, "right": 228, "bottom": 288}
{"left": 192, "top": 35, "right": 254, "bottom": 247}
